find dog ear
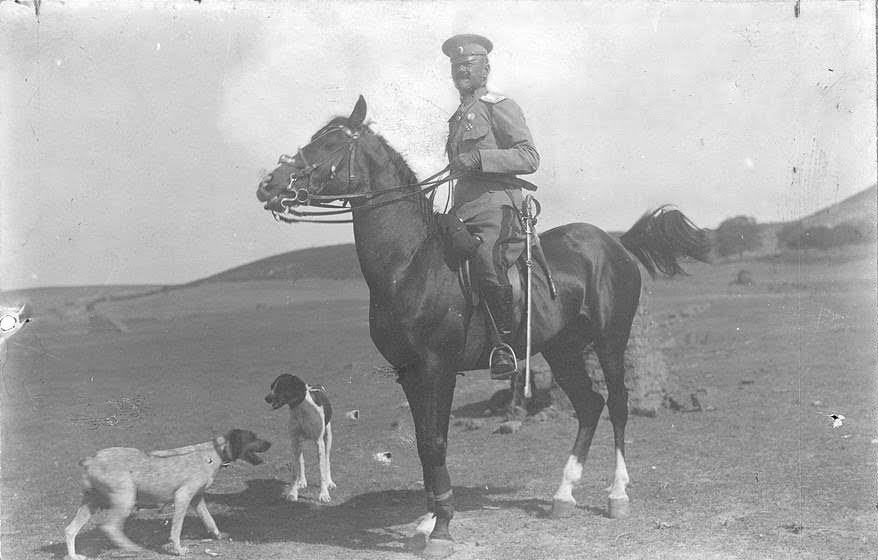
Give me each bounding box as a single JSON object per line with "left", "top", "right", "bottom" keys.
{"left": 287, "top": 376, "right": 308, "bottom": 401}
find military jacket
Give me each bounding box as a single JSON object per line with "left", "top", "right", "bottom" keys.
{"left": 447, "top": 86, "right": 540, "bottom": 195}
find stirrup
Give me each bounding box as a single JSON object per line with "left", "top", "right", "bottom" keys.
{"left": 489, "top": 343, "right": 518, "bottom": 380}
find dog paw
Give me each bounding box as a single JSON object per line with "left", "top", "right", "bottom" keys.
{"left": 213, "top": 531, "right": 230, "bottom": 541}
{"left": 318, "top": 491, "right": 332, "bottom": 503}
{"left": 65, "top": 554, "right": 89, "bottom": 560}
{"left": 284, "top": 491, "right": 299, "bottom": 502}
{"left": 327, "top": 480, "right": 337, "bottom": 490}
{"left": 295, "top": 479, "right": 308, "bottom": 489}
{"left": 164, "top": 542, "right": 189, "bottom": 556}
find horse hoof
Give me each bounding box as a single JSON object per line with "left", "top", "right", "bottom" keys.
{"left": 551, "top": 499, "right": 577, "bottom": 518}
{"left": 607, "top": 496, "right": 630, "bottom": 519}
{"left": 404, "top": 532, "right": 428, "bottom": 552}
{"left": 421, "top": 538, "right": 455, "bottom": 558}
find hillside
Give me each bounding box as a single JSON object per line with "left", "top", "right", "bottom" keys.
{"left": 800, "top": 183, "right": 877, "bottom": 228}
{"left": 200, "top": 243, "right": 362, "bottom": 283}
{"left": 193, "top": 184, "right": 876, "bottom": 284}
{"left": 752, "top": 184, "right": 877, "bottom": 254}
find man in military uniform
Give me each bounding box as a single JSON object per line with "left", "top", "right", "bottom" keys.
{"left": 442, "top": 33, "right": 540, "bottom": 380}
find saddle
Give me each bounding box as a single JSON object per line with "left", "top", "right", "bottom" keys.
{"left": 436, "top": 199, "right": 558, "bottom": 334}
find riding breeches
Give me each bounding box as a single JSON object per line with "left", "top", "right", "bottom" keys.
{"left": 452, "top": 188, "right": 525, "bottom": 287}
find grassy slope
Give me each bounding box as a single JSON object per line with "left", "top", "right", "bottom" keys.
{"left": 1, "top": 244, "right": 875, "bottom": 560}
{"left": 1, "top": 186, "right": 875, "bottom": 559}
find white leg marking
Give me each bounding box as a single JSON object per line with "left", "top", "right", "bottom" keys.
{"left": 414, "top": 512, "right": 436, "bottom": 535}
{"left": 296, "top": 450, "right": 307, "bottom": 488}
{"left": 316, "top": 437, "right": 331, "bottom": 503}
{"left": 406, "top": 512, "right": 436, "bottom": 552}
{"left": 553, "top": 455, "right": 583, "bottom": 503}
{"left": 608, "top": 448, "right": 630, "bottom": 500}
{"left": 286, "top": 437, "right": 304, "bottom": 501}
{"left": 325, "top": 423, "right": 336, "bottom": 489}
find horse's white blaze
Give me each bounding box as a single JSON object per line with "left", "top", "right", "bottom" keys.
{"left": 553, "top": 454, "right": 583, "bottom": 503}
{"left": 608, "top": 448, "right": 630, "bottom": 499}
{"left": 414, "top": 512, "right": 436, "bottom": 535}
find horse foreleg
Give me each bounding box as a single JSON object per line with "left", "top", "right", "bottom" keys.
{"left": 406, "top": 464, "right": 437, "bottom": 551}
{"left": 399, "top": 360, "right": 457, "bottom": 558}
{"left": 543, "top": 345, "right": 605, "bottom": 518}
{"left": 596, "top": 339, "right": 631, "bottom": 518}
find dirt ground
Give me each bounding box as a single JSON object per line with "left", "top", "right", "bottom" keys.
{"left": 1, "top": 246, "right": 875, "bottom": 560}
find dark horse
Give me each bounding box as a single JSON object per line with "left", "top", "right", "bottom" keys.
{"left": 256, "top": 96, "right": 709, "bottom": 558}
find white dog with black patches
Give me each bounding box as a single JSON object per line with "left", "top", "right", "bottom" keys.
{"left": 265, "top": 374, "right": 335, "bottom": 502}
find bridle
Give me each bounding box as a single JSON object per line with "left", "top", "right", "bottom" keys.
{"left": 269, "top": 124, "right": 459, "bottom": 224}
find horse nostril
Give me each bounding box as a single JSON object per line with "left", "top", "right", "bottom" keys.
{"left": 257, "top": 176, "right": 275, "bottom": 202}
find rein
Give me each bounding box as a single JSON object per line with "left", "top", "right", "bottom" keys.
{"left": 270, "top": 124, "right": 459, "bottom": 224}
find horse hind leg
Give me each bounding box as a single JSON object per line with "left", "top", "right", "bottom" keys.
{"left": 595, "top": 335, "right": 631, "bottom": 518}
{"left": 542, "top": 344, "right": 605, "bottom": 518}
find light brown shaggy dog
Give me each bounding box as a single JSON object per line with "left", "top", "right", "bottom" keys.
{"left": 64, "top": 429, "right": 270, "bottom": 559}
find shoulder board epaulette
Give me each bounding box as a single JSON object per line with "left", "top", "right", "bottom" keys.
{"left": 480, "top": 92, "right": 507, "bottom": 104}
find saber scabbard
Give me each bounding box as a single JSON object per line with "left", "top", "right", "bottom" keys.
{"left": 523, "top": 195, "right": 536, "bottom": 399}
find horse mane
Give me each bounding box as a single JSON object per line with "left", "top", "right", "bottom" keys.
{"left": 318, "top": 115, "right": 434, "bottom": 227}
{"left": 316, "top": 116, "right": 420, "bottom": 188}
{"left": 368, "top": 129, "right": 420, "bottom": 189}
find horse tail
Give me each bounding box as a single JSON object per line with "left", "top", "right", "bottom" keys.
{"left": 619, "top": 205, "right": 711, "bottom": 279}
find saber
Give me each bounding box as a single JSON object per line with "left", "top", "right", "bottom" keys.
{"left": 523, "top": 195, "right": 537, "bottom": 399}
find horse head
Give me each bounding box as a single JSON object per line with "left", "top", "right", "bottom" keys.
{"left": 256, "top": 96, "right": 369, "bottom": 214}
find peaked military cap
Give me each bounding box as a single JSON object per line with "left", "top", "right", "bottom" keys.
{"left": 442, "top": 34, "right": 493, "bottom": 63}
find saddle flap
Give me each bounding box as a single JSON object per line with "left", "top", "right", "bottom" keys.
{"left": 437, "top": 212, "right": 483, "bottom": 261}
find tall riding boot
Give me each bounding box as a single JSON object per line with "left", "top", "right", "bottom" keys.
{"left": 483, "top": 284, "right": 517, "bottom": 380}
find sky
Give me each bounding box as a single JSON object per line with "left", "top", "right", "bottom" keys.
{"left": 1, "top": 0, "right": 875, "bottom": 290}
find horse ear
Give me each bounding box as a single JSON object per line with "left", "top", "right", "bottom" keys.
{"left": 348, "top": 95, "right": 367, "bottom": 129}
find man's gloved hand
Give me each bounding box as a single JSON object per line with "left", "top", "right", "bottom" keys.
{"left": 451, "top": 151, "right": 481, "bottom": 173}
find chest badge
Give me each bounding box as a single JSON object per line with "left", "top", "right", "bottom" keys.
{"left": 464, "top": 113, "right": 475, "bottom": 132}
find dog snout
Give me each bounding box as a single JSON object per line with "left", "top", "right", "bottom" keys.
{"left": 265, "top": 393, "right": 286, "bottom": 409}
{"left": 244, "top": 440, "right": 270, "bottom": 465}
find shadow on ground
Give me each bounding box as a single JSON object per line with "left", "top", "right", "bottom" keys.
{"left": 452, "top": 387, "right": 557, "bottom": 419}
{"left": 41, "top": 480, "right": 560, "bottom": 558}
